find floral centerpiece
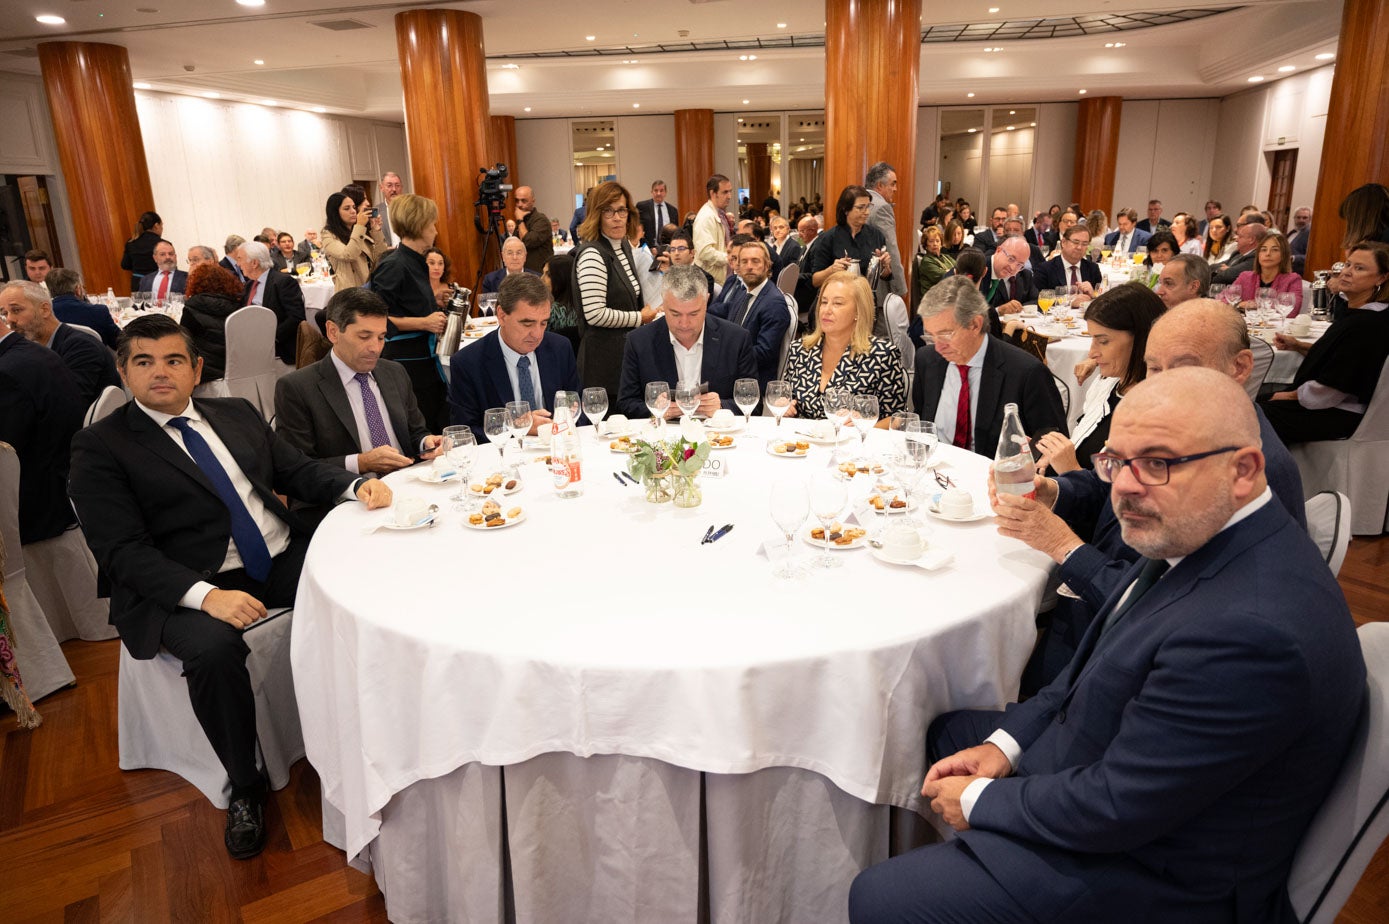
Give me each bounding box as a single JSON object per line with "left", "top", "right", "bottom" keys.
{"left": 627, "top": 417, "right": 712, "bottom": 507}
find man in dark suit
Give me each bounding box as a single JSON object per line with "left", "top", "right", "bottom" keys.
{"left": 46, "top": 267, "right": 121, "bottom": 348}
{"left": 68, "top": 314, "right": 392, "bottom": 860}
{"left": 374, "top": 171, "right": 404, "bottom": 247}
{"left": 1211, "top": 218, "right": 1265, "bottom": 285}
{"left": 1024, "top": 212, "right": 1054, "bottom": 252}
{"left": 976, "top": 238, "right": 1040, "bottom": 337}
{"left": 275, "top": 288, "right": 441, "bottom": 520}
{"left": 617, "top": 264, "right": 756, "bottom": 419}
{"left": 235, "top": 241, "right": 304, "bottom": 366}
{"left": 850, "top": 367, "right": 1365, "bottom": 923}
{"left": 1134, "top": 198, "right": 1172, "bottom": 234}
{"left": 220, "top": 235, "right": 247, "bottom": 284}
{"left": 0, "top": 308, "right": 84, "bottom": 545}
{"left": 1034, "top": 224, "right": 1103, "bottom": 304}
{"left": 767, "top": 216, "right": 802, "bottom": 276}
{"left": 709, "top": 240, "right": 791, "bottom": 391}
{"left": 480, "top": 237, "right": 541, "bottom": 295}
{"left": 1103, "top": 208, "right": 1152, "bottom": 257}
{"left": 1000, "top": 218, "right": 1046, "bottom": 269}
{"left": 1, "top": 280, "right": 120, "bottom": 408}
{"left": 1287, "top": 206, "right": 1311, "bottom": 274}
{"left": 970, "top": 206, "right": 1008, "bottom": 255}
{"left": 449, "top": 273, "right": 582, "bottom": 441}
{"left": 636, "top": 180, "right": 680, "bottom": 252}
{"left": 513, "top": 185, "right": 554, "bottom": 274}
{"left": 135, "top": 240, "right": 188, "bottom": 298}
{"left": 912, "top": 276, "right": 1066, "bottom": 456}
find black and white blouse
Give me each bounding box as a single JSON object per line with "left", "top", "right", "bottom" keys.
{"left": 785, "top": 335, "right": 908, "bottom": 420}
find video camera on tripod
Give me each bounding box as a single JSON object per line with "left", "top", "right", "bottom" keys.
{"left": 476, "top": 163, "right": 512, "bottom": 211}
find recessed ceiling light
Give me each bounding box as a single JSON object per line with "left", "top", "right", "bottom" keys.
{"left": 1315, "top": 52, "right": 1335, "bottom": 61}
{"left": 632, "top": 103, "right": 640, "bottom": 108}
{"left": 983, "top": 47, "right": 992, "bottom": 52}
{"left": 1009, "top": 110, "right": 1015, "bottom": 114}
{"left": 253, "top": 59, "right": 264, "bottom": 65}
{"left": 742, "top": 99, "right": 750, "bottom": 105}
{"left": 988, "top": 7, "right": 1000, "bottom": 12}
{"left": 1030, "top": 122, "right": 1036, "bottom": 126}
{"left": 776, "top": 22, "right": 787, "bottom": 29}
{"left": 1007, "top": 125, "right": 1015, "bottom": 130}
{"left": 261, "top": 99, "right": 277, "bottom": 106}
{"left": 585, "top": 35, "right": 596, "bottom": 41}
{"left": 1278, "top": 65, "right": 1296, "bottom": 73}
{"left": 748, "top": 55, "right": 756, "bottom": 60}
{"left": 968, "top": 128, "right": 977, "bottom": 134}
{"left": 737, "top": 118, "right": 744, "bottom": 123}
{"left": 36, "top": 14, "right": 66, "bottom": 25}
{"left": 313, "top": 107, "right": 327, "bottom": 113}
{"left": 133, "top": 82, "right": 152, "bottom": 90}
{"left": 1114, "top": 42, "right": 1126, "bottom": 48}
{"left": 967, "top": 92, "right": 975, "bottom": 98}
{"left": 203, "top": 92, "right": 220, "bottom": 99}
{"left": 1248, "top": 75, "right": 1265, "bottom": 82}
{"left": 235, "top": 0, "right": 265, "bottom": 6}
{"left": 1078, "top": 89, "right": 1087, "bottom": 94}
{"left": 1104, "top": 42, "right": 1114, "bottom": 48}
{"left": 502, "top": 63, "right": 520, "bottom": 69}
{"left": 523, "top": 107, "right": 532, "bottom": 112}
{"left": 739, "top": 55, "right": 748, "bottom": 61}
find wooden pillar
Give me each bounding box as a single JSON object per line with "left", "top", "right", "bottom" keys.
{"left": 489, "top": 114, "right": 518, "bottom": 220}
{"left": 396, "top": 9, "right": 493, "bottom": 291}
{"left": 746, "top": 143, "right": 771, "bottom": 210}
{"left": 1308, "top": 0, "right": 1389, "bottom": 275}
{"left": 38, "top": 42, "right": 154, "bottom": 296}
{"left": 1071, "top": 97, "right": 1122, "bottom": 216}
{"left": 825, "top": 0, "right": 921, "bottom": 265}
{"left": 675, "top": 109, "right": 714, "bottom": 221}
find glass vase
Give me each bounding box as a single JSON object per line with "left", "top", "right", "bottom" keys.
{"left": 672, "top": 473, "right": 702, "bottom": 508}
{"left": 644, "top": 470, "right": 674, "bottom": 504}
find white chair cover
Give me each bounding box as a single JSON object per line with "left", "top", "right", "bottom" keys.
{"left": 22, "top": 528, "right": 114, "bottom": 642}
{"left": 0, "top": 443, "right": 74, "bottom": 701}
{"left": 776, "top": 295, "right": 799, "bottom": 380}
{"left": 222, "top": 305, "right": 279, "bottom": 421}
{"left": 1304, "top": 491, "right": 1352, "bottom": 577}
{"left": 1289, "top": 357, "right": 1389, "bottom": 534}
{"left": 1288, "top": 623, "right": 1389, "bottom": 923}
{"left": 117, "top": 607, "right": 304, "bottom": 808}
{"left": 776, "top": 262, "right": 799, "bottom": 298}
{"left": 1247, "top": 336, "right": 1276, "bottom": 400}
{"left": 882, "top": 293, "right": 915, "bottom": 375}
{"left": 66, "top": 323, "right": 103, "bottom": 342}
{"left": 83, "top": 384, "right": 127, "bottom": 427}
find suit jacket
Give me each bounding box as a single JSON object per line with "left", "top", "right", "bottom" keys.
{"left": 274, "top": 354, "right": 430, "bottom": 469}
{"left": 68, "top": 397, "right": 356, "bottom": 659}
{"left": 246, "top": 271, "right": 305, "bottom": 365}
{"left": 972, "top": 228, "right": 1001, "bottom": 254}
{"left": 963, "top": 500, "right": 1365, "bottom": 922}
{"left": 977, "top": 265, "right": 1040, "bottom": 338}
{"left": 1288, "top": 225, "right": 1310, "bottom": 274}
{"left": 1024, "top": 228, "right": 1056, "bottom": 251}
{"left": 374, "top": 199, "right": 395, "bottom": 247}
{"left": 708, "top": 280, "right": 791, "bottom": 389}
{"left": 617, "top": 315, "right": 756, "bottom": 419}
{"left": 50, "top": 323, "right": 121, "bottom": 409}
{"left": 480, "top": 267, "right": 540, "bottom": 294}
{"left": 1034, "top": 256, "right": 1103, "bottom": 292}
{"left": 0, "top": 333, "right": 84, "bottom": 544}
{"left": 447, "top": 331, "right": 582, "bottom": 441}
{"left": 1103, "top": 227, "right": 1152, "bottom": 254}
{"left": 770, "top": 235, "right": 802, "bottom": 276}
{"left": 1134, "top": 217, "right": 1171, "bottom": 234}
{"left": 219, "top": 256, "right": 246, "bottom": 283}
{"left": 636, "top": 198, "right": 681, "bottom": 250}
{"left": 519, "top": 209, "right": 554, "bottom": 274}
{"left": 51, "top": 293, "right": 121, "bottom": 348}
{"left": 1212, "top": 248, "right": 1258, "bottom": 286}
{"left": 867, "top": 190, "right": 907, "bottom": 299}
{"left": 911, "top": 334, "right": 1067, "bottom": 456}
{"left": 136, "top": 269, "right": 188, "bottom": 297}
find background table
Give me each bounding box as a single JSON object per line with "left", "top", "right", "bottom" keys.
{"left": 292, "top": 421, "right": 1053, "bottom": 922}
{"left": 1021, "top": 315, "right": 1093, "bottom": 430}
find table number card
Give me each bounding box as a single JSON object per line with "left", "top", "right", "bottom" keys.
{"left": 702, "top": 456, "right": 729, "bottom": 479}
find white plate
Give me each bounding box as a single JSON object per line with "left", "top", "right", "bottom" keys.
{"left": 766, "top": 441, "right": 809, "bottom": 458}
{"left": 708, "top": 438, "right": 737, "bottom": 451}
{"left": 802, "top": 527, "right": 867, "bottom": 550}
{"left": 468, "top": 475, "right": 523, "bottom": 496}
{"left": 925, "top": 502, "right": 991, "bottom": 523}
{"left": 380, "top": 514, "right": 439, "bottom": 531}
{"left": 864, "top": 494, "right": 915, "bottom": 514}
{"left": 463, "top": 510, "right": 527, "bottom": 531}
{"left": 795, "top": 427, "right": 853, "bottom": 445}
{"left": 871, "top": 544, "right": 956, "bottom": 571}
{"left": 703, "top": 418, "right": 746, "bottom": 433}
{"left": 414, "top": 467, "right": 461, "bottom": 484}
{"left": 609, "top": 441, "right": 639, "bottom": 454}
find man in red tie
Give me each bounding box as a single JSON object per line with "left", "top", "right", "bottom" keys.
{"left": 233, "top": 241, "right": 305, "bottom": 366}
{"left": 911, "top": 276, "right": 1067, "bottom": 455}
{"left": 136, "top": 239, "right": 187, "bottom": 300}
{"left": 1035, "top": 223, "right": 1102, "bottom": 308}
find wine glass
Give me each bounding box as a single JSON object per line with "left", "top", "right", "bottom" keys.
{"left": 808, "top": 472, "right": 848, "bottom": 569}
{"left": 1276, "top": 290, "right": 1296, "bottom": 319}
{"left": 1222, "top": 286, "right": 1243, "bottom": 312}
{"left": 483, "top": 406, "right": 509, "bottom": 453}
{"left": 905, "top": 420, "right": 939, "bottom": 467}
{"left": 850, "top": 394, "right": 879, "bottom": 464}
{"left": 554, "top": 390, "right": 580, "bottom": 430}
{"left": 1208, "top": 283, "right": 1226, "bottom": 301}
{"left": 765, "top": 380, "right": 792, "bottom": 428}
{"left": 888, "top": 411, "right": 919, "bottom": 434}
{"left": 1037, "top": 289, "right": 1056, "bottom": 315}
{"left": 674, "top": 381, "right": 701, "bottom": 421}
{"left": 1255, "top": 289, "right": 1275, "bottom": 325}
{"left": 645, "top": 380, "right": 671, "bottom": 439}
{"left": 823, "top": 386, "right": 852, "bottom": 443}
{"left": 768, "top": 480, "right": 809, "bottom": 579}
{"left": 733, "top": 378, "right": 759, "bottom": 432}
{"left": 441, "top": 426, "right": 477, "bottom": 504}
{"left": 582, "top": 386, "right": 608, "bottom": 437}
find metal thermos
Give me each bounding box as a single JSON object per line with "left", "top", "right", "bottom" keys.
{"left": 1310, "top": 271, "right": 1332, "bottom": 321}
{"left": 437, "top": 285, "right": 473, "bottom": 359}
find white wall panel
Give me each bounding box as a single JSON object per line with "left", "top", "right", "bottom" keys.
{"left": 615, "top": 115, "right": 678, "bottom": 209}
{"left": 515, "top": 117, "right": 577, "bottom": 226}
{"left": 1032, "top": 103, "right": 1078, "bottom": 212}
{"left": 713, "top": 113, "right": 740, "bottom": 190}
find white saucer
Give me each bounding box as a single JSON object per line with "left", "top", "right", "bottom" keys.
{"left": 871, "top": 545, "right": 956, "bottom": 571}
{"left": 380, "top": 513, "right": 439, "bottom": 531}
{"left": 766, "top": 441, "right": 808, "bottom": 457}
{"left": 463, "top": 510, "right": 527, "bottom": 530}
{"left": 925, "top": 503, "right": 990, "bottom": 523}
{"left": 414, "top": 468, "right": 461, "bottom": 484}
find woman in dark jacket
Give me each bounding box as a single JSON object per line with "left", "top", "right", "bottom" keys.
{"left": 179, "top": 262, "right": 243, "bottom": 381}
{"left": 121, "top": 211, "right": 163, "bottom": 289}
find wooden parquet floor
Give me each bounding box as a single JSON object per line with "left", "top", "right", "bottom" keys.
{"left": 3, "top": 536, "right": 1388, "bottom": 923}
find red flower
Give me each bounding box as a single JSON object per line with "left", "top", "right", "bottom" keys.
{"left": 683, "top": 447, "right": 694, "bottom": 460}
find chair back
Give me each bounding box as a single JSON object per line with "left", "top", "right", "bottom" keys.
{"left": 67, "top": 324, "right": 103, "bottom": 342}
{"left": 1303, "top": 491, "right": 1352, "bottom": 577}
{"left": 1050, "top": 370, "right": 1071, "bottom": 417}
{"left": 83, "top": 385, "right": 128, "bottom": 427}
{"left": 1247, "top": 337, "right": 1276, "bottom": 400}
{"left": 222, "top": 306, "right": 279, "bottom": 420}
{"left": 1351, "top": 356, "right": 1389, "bottom": 443}
{"left": 776, "top": 295, "right": 799, "bottom": 380}
{"left": 882, "top": 294, "right": 915, "bottom": 374}
{"left": 1288, "top": 622, "right": 1389, "bottom": 923}
{"left": 776, "top": 263, "right": 799, "bottom": 297}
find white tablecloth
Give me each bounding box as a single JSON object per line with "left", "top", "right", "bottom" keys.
{"left": 293, "top": 421, "right": 1052, "bottom": 920}
{"left": 1254, "top": 319, "right": 1327, "bottom": 385}
{"left": 1020, "top": 315, "right": 1093, "bottom": 430}
{"left": 298, "top": 277, "right": 335, "bottom": 324}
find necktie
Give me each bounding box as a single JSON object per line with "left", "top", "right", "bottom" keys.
{"left": 167, "top": 416, "right": 273, "bottom": 582}
{"left": 1069, "top": 264, "right": 1079, "bottom": 288}
{"left": 1099, "top": 558, "right": 1170, "bottom": 638}
{"left": 516, "top": 354, "right": 537, "bottom": 409}
{"left": 157, "top": 272, "right": 170, "bottom": 301}
{"left": 1008, "top": 277, "right": 1016, "bottom": 301}
{"left": 1120, "top": 234, "right": 1129, "bottom": 254}
{"left": 353, "top": 372, "right": 392, "bottom": 449}
{"left": 657, "top": 203, "right": 666, "bottom": 228}
{"left": 245, "top": 279, "right": 260, "bottom": 306}
{"left": 732, "top": 288, "right": 753, "bottom": 328}
{"left": 953, "top": 364, "right": 971, "bottom": 449}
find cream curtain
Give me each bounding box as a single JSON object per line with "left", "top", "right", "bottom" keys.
{"left": 573, "top": 164, "right": 611, "bottom": 198}
{"left": 785, "top": 159, "right": 824, "bottom": 209}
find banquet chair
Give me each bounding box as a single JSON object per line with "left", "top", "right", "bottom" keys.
{"left": 117, "top": 607, "right": 304, "bottom": 808}
{"left": 776, "top": 262, "right": 799, "bottom": 298}
{"left": 1287, "top": 622, "right": 1389, "bottom": 924}
{"left": 83, "top": 384, "right": 128, "bottom": 427}
{"left": 1050, "top": 370, "right": 1071, "bottom": 418}
{"left": 775, "top": 294, "right": 799, "bottom": 379}
{"left": 221, "top": 305, "right": 279, "bottom": 421}
{"left": 1246, "top": 337, "right": 1276, "bottom": 400}
{"left": 0, "top": 443, "right": 75, "bottom": 701}
{"left": 66, "top": 323, "right": 103, "bottom": 342}
{"left": 882, "top": 294, "right": 915, "bottom": 374}
{"left": 1288, "top": 357, "right": 1389, "bottom": 534}
{"left": 1303, "top": 491, "right": 1352, "bottom": 577}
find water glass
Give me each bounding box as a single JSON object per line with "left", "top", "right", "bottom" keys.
{"left": 483, "top": 406, "right": 509, "bottom": 450}
{"left": 733, "top": 378, "right": 759, "bottom": 430}
{"left": 765, "top": 380, "right": 793, "bottom": 427}
{"left": 808, "top": 472, "right": 848, "bottom": 569}
{"left": 768, "top": 480, "right": 809, "bottom": 579}
{"left": 850, "top": 394, "right": 879, "bottom": 462}
{"left": 441, "top": 426, "right": 477, "bottom": 504}
{"left": 554, "top": 390, "right": 580, "bottom": 429}
{"left": 645, "top": 380, "right": 671, "bottom": 437}
{"left": 674, "top": 381, "right": 701, "bottom": 421}
{"left": 582, "top": 386, "right": 608, "bottom": 436}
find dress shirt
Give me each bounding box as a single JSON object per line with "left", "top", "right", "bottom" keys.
{"left": 497, "top": 334, "right": 545, "bottom": 410}
{"left": 1060, "top": 258, "right": 1084, "bottom": 287}
{"left": 331, "top": 350, "right": 402, "bottom": 474}
{"left": 670, "top": 325, "right": 706, "bottom": 387}
{"left": 732, "top": 279, "right": 769, "bottom": 327}
{"left": 149, "top": 269, "right": 176, "bottom": 299}
{"left": 653, "top": 200, "right": 670, "bottom": 231}
{"left": 1114, "top": 232, "right": 1132, "bottom": 255}
{"left": 960, "top": 488, "right": 1276, "bottom": 820}
{"left": 931, "top": 336, "right": 987, "bottom": 452}
{"left": 246, "top": 274, "right": 266, "bottom": 307}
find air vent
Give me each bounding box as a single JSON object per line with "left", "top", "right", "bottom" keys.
{"left": 5, "top": 48, "right": 40, "bottom": 58}
{"left": 309, "top": 19, "right": 372, "bottom": 32}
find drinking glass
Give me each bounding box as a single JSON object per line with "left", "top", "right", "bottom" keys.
{"left": 733, "top": 378, "right": 759, "bottom": 431}
{"left": 1223, "top": 286, "right": 1243, "bottom": 311}
{"left": 765, "top": 380, "right": 792, "bottom": 428}
{"left": 905, "top": 420, "right": 939, "bottom": 467}
{"left": 441, "top": 426, "right": 477, "bottom": 504}
{"left": 1037, "top": 289, "right": 1056, "bottom": 314}
{"left": 1255, "top": 289, "right": 1275, "bottom": 322}
{"left": 483, "top": 407, "right": 508, "bottom": 451}
{"left": 1276, "top": 291, "right": 1296, "bottom": 318}
{"left": 1208, "top": 283, "right": 1226, "bottom": 301}
{"left": 554, "top": 390, "right": 580, "bottom": 430}
{"left": 888, "top": 411, "right": 919, "bottom": 433}
{"left": 582, "top": 386, "right": 608, "bottom": 437}
{"left": 808, "top": 473, "right": 848, "bottom": 569}
{"left": 824, "top": 386, "right": 852, "bottom": 443}
{"left": 674, "top": 381, "right": 701, "bottom": 421}
{"left": 850, "top": 394, "right": 879, "bottom": 463}
{"left": 1053, "top": 285, "right": 1072, "bottom": 312}
{"left": 768, "top": 480, "right": 809, "bottom": 579}
{"left": 645, "top": 380, "right": 671, "bottom": 439}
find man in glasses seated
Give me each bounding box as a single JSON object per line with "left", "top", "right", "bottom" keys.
{"left": 976, "top": 237, "right": 1039, "bottom": 338}
{"left": 653, "top": 230, "right": 714, "bottom": 296}
{"left": 850, "top": 365, "right": 1363, "bottom": 924}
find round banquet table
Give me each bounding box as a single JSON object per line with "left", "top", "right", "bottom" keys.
{"left": 292, "top": 420, "right": 1053, "bottom": 923}
{"left": 1020, "top": 314, "right": 1093, "bottom": 430}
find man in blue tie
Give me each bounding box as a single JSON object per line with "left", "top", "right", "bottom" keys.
{"left": 69, "top": 314, "right": 393, "bottom": 860}
{"left": 708, "top": 240, "right": 790, "bottom": 391}
{"left": 848, "top": 368, "right": 1365, "bottom": 923}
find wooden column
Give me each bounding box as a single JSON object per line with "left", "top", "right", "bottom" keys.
{"left": 1071, "top": 97, "right": 1122, "bottom": 215}
{"left": 746, "top": 143, "right": 771, "bottom": 210}
{"left": 396, "top": 9, "right": 493, "bottom": 291}
{"left": 825, "top": 0, "right": 921, "bottom": 264}
{"left": 1308, "top": 0, "right": 1389, "bottom": 275}
{"left": 38, "top": 42, "right": 154, "bottom": 296}
{"left": 489, "top": 114, "right": 518, "bottom": 220}
{"left": 674, "top": 109, "right": 713, "bottom": 220}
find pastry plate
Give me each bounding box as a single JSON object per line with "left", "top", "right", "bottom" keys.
{"left": 803, "top": 525, "right": 868, "bottom": 550}
{"left": 463, "top": 510, "right": 527, "bottom": 530}
{"left": 767, "top": 441, "right": 810, "bottom": 457}
{"left": 468, "top": 475, "right": 523, "bottom": 496}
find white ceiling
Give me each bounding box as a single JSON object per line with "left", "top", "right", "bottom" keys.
{"left": 0, "top": 0, "right": 1340, "bottom": 122}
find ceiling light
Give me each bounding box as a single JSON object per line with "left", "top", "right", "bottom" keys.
{"left": 1114, "top": 42, "right": 1126, "bottom": 48}
{"left": 1078, "top": 89, "right": 1087, "bottom": 94}
{"left": 739, "top": 55, "right": 748, "bottom": 60}
{"left": 748, "top": 55, "right": 756, "bottom": 60}
{"left": 776, "top": 23, "right": 787, "bottom": 29}
{"left": 36, "top": 14, "right": 66, "bottom": 25}
{"left": 1315, "top": 52, "right": 1335, "bottom": 61}
{"left": 1030, "top": 121, "right": 1036, "bottom": 126}
{"left": 523, "top": 107, "right": 532, "bottom": 112}
{"left": 988, "top": 6, "right": 1000, "bottom": 12}
{"left": 632, "top": 103, "right": 640, "bottom": 108}
{"left": 1104, "top": 42, "right": 1114, "bottom": 48}
{"left": 133, "top": 82, "right": 152, "bottom": 90}
{"left": 1007, "top": 125, "right": 1015, "bottom": 130}
{"left": 968, "top": 128, "right": 977, "bottom": 134}
{"left": 585, "top": 35, "right": 596, "bottom": 41}
{"left": 967, "top": 92, "right": 975, "bottom": 98}
{"left": 737, "top": 118, "right": 744, "bottom": 123}
{"left": 1278, "top": 65, "right": 1296, "bottom": 72}
{"left": 253, "top": 59, "right": 264, "bottom": 65}
{"left": 312, "top": 107, "right": 327, "bottom": 113}
{"left": 1009, "top": 110, "right": 1015, "bottom": 114}
{"left": 1248, "top": 75, "right": 1265, "bottom": 82}
{"left": 261, "top": 99, "right": 277, "bottom": 106}
{"left": 742, "top": 99, "right": 750, "bottom": 105}
{"left": 502, "top": 63, "right": 520, "bottom": 69}
{"left": 236, "top": 0, "right": 265, "bottom": 6}
{"left": 203, "top": 92, "right": 220, "bottom": 98}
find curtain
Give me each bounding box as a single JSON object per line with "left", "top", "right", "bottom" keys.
{"left": 785, "top": 159, "right": 824, "bottom": 209}
{"left": 573, "top": 164, "right": 609, "bottom": 198}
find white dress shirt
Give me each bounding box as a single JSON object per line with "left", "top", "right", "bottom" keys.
{"left": 670, "top": 325, "right": 706, "bottom": 388}
{"left": 1114, "top": 232, "right": 1132, "bottom": 255}
{"left": 148, "top": 269, "right": 176, "bottom": 299}
{"left": 331, "top": 351, "right": 402, "bottom": 474}
{"left": 497, "top": 333, "right": 545, "bottom": 410}
{"left": 245, "top": 273, "right": 265, "bottom": 307}
{"left": 932, "top": 336, "right": 988, "bottom": 452}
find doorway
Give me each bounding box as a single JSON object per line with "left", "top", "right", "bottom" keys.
{"left": 1267, "top": 149, "right": 1298, "bottom": 232}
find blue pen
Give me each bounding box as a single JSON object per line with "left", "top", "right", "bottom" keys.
{"left": 708, "top": 524, "right": 735, "bottom": 544}
{"left": 700, "top": 524, "right": 716, "bottom": 544}
{"left": 612, "top": 472, "right": 627, "bottom": 487}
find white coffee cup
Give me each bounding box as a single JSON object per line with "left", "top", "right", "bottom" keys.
{"left": 1287, "top": 318, "right": 1311, "bottom": 338}
{"left": 940, "top": 487, "right": 975, "bottom": 519}
{"left": 393, "top": 495, "right": 431, "bottom": 527}
{"left": 710, "top": 408, "right": 736, "bottom": 428}
{"left": 883, "top": 524, "right": 925, "bottom": 560}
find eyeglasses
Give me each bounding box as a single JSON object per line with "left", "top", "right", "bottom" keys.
{"left": 851, "top": 203, "right": 872, "bottom": 212}
{"left": 921, "top": 326, "right": 963, "bottom": 345}
{"left": 602, "top": 207, "right": 629, "bottom": 218}
{"left": 996, "top": 250, "right": 1024, "bottom": 267}
{"left": 1092, "top": 446, "right": 1240, "bottom": 486}
{"left": 668, "top": 245, "right": 691, "bottom": 253}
